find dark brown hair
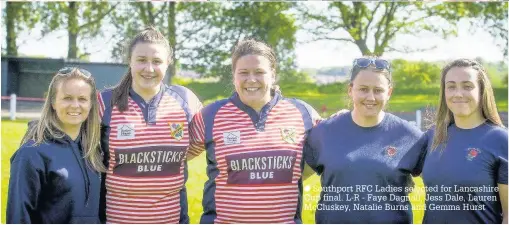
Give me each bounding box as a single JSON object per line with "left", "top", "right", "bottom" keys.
{"left": 111, "top": 26, "right": 172, "bottom": 112}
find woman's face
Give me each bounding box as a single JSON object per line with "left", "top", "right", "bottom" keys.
{"left": 233, "top": 54, "right": 275, "bottom": 110}
{"left": 444, "top": 66, "right": 481, "bottom": 120}
{"left": 52, "top": 78, "right": 92, "bottom": 133}
{"left": 130, "top": 42, "right": 170, "bottom": 94}
{"left": 348, "top": 70, "right": 392, "bottom": 118}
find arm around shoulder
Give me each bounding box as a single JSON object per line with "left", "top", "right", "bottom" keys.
{"left": 303, "top": 128, "right": 322, "bottom": 177}
{"left": 187, "top": 111, "right": 206, "bottom": 161}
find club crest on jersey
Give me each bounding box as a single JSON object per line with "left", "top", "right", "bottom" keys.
{"left": 169, "top": 122, "right": 184, "bottom": 141}
{"left": 280, "top": 127, "right": 297, "bottom": 144}
{"left": 223, "top": 131, "right": 241, "bottom": 145}
{"left": 117, "top": 124, "right": 135, "bottom": 140}
{"left": 466, "top": 148, "right": 480, "bottom": 161}
{"left": 386, "top": 146, "right": 397, "bottom": 157}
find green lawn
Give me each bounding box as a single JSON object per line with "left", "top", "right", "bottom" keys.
{"left": 2, "top": 119, "right": 32, "bottom": 223}
{"left": 179, "top": 79, "right": 508, "bottom": 116}
{"left": 1, "top": 119, "right": 425, "bottom": 224}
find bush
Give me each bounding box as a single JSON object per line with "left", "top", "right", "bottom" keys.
{"left": 279, "top": 69, "right": 314, "bottom": 83}
{"left": 391, "top": 59, "right": 441, "bottom": 88}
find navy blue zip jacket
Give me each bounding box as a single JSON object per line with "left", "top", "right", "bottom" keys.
{"left": 7, "top": 129, "right": 102, "bottom": 224}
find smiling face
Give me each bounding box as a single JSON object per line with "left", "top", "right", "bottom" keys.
{"left": 52, "top": 78, "right": 92, "bottom": 134}
{"left": 129, "top": 42, "right": 170, "bottom": 95}
{"left": 348, "top": 69, "right": 392, "bottom": 119}
{"left": 233, "top": 54, "right": 275, "bottom": 110}
{"left": 444, "top": 66, "right": 482, "bottom": 121}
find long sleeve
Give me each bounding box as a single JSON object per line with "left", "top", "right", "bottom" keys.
{"left": 7, "top": 150, "right": 45, "bottom": 224}
{"left": 303, "top": 128, "right": 322, "bottom": 175}
{"left": 187, "top": 111, "right": 206, "bottom": 160}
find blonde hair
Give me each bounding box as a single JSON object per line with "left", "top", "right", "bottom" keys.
{"left": 21, "top": 68, "right": 106, "bottom": 172}
{"left": 431, "top": 58, "right": 504, "bottom": 151}
{"left": 112, "top": 26, "right": 172, "bottom": 112}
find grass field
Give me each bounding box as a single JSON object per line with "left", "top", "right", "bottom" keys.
{"left": 179, "top": 79, "right": 508, "bottom": 115}
{"left": 1, "top": 120, "right": 425, "bottom": 224}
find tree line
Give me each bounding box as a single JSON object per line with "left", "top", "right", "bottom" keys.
{"left": 3, "top": 1, "right": 507, "bottom": 84}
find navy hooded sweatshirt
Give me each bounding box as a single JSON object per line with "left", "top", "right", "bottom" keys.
{"left": 7, "top": 131, "right": 102, "bottom": 224}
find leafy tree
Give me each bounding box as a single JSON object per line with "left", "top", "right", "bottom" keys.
{"left": 299, "top": 2, "right": 507, "bottom": 57}
{"left": 482, "top": 60, "right": 508, "bottom": 87}
{"left": 471, "top": 2, "right": 507, "bottom": 58}
{"left": 391, "top": 59, "right": 441, "bottom": 88}
{"left": 167, "top": 2, "right": 177, "bottom": 79}
{"left": 3, "top": 2, "right": 39, "bottom": 56}
{"left": 109, "top": 2, "right": 219, "bottom": 83}
{"left": 279, "top": 70, "right": 313, "bottom": 83}
{"left": 180, "top": 2, "right": 298, "bottom": 83}
{"left": 438, "top": 2, "right": 507, "bottom": 58}
{"left": 39, "top": 2, "right": 117, "bottom": 59}
{"left": 109, "top": 2, "right": 166, "bottom": 61}
{"left": 111, "top": 2, "right": 298, "bottom": 84}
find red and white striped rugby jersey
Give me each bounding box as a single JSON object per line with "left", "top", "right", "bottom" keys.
{"left": 188, "top": 92, "right": 319, "bottom": 224}
{"left": 98, "top": 85, "right": 202, "bottom": 224}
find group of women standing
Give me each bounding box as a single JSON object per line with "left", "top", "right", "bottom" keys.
{"left": 6, "top": 26, "right": 507, "bottom": 224}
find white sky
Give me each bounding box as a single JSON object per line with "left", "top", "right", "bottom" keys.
{"left": 295, "top": 19, "right": 505, "bottom": 68}
{"left": 4, "top": 2, "right": 506, "bottom": 69}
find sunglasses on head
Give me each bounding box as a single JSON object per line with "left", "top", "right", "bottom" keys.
{"left": 57, "top": 67, "right": 92, "bottom": 77}
{"left": 353, "top": 58, "right": 391, "bottom": 71}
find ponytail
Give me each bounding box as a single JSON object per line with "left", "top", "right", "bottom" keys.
{"left": 111, "top": 68, "right": 133, "bottom": 112}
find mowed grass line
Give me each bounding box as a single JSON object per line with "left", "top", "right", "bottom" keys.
{"left": 1, "top": 119, "right": 425, "bottom": 224}
{"left": 182, "top": 81, "right": 508, "bottom": 116}
{"left": 1, "top": 119, "right": 31, "bottom": 224}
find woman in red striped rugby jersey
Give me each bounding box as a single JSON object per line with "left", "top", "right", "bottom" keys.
{"left": 97, "top": 26, "right": 202, "bottom": 224}
{"left": 188, "top": 39, "right": 320, "bottom": 223}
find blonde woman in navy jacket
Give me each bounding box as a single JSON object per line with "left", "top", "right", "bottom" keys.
{"left": 7, "top": 68, "right": 105, "bottom": 223}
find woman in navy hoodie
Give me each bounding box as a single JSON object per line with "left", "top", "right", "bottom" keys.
{"left": 7, "top": 67, "right": 106, "bottom": 223}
